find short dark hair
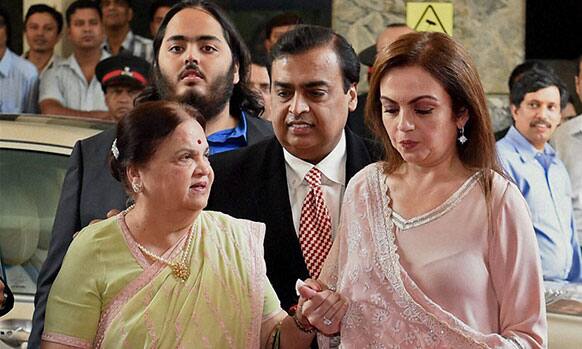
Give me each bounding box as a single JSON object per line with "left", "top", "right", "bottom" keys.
{"left": 0, "top": 6, "right": 12, "bottom": 49}
{"left": 149, "top": 0, "right": 177, "bottom": 22}
{"left": 270, "top": 25, "right": 360, "bottom": 92}
{"left": 66, "top": 0, "right": 102, "bottom": 27}
{"left": 110, "top": 101, "right": 206, "bottom": 192}
{"left": 509, "top": 68, "right": 569, "bottom": 109}
{"left": 251, "top": 52, "right": 269, "bottom": 68}
{"left": 148, "top": 0, "right": 262, "bottom": 117}
{"left": 507, "top": 60, "right": 552, "bottom": 91}
{"left": 265, "top": 12, "right": 303, "bottom": 40}
{"left": 25, "top": 4, "right": 64, "bottom": 34}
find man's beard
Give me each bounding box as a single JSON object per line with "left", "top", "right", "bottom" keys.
{"left": 155, "top": 63, "right": 235, "bottom": 122}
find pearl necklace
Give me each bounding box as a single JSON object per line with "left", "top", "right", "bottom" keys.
{"left": 124, "top": 205, "right": 198, "bottom": 282}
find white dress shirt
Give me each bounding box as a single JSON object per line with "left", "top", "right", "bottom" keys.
{"left": 552, "top": 114, "right": 582, "bottom": 243}
{"left": 283, "top": 131, "right": 347, "bottom": 239}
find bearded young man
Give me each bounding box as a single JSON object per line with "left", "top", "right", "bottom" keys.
{"left": 140, "top": 0, "right": 273, "bottom": 154}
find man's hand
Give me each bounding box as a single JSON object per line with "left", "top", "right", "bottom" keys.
{"left": 88, "top": 209, "right": 120, "bottom": 225}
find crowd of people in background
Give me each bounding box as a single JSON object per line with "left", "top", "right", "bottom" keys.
{"left": 0, "top": 0, "right": 581, "bottom": 348}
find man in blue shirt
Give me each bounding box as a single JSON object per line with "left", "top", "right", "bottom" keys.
{"left": 497, "top": 67, "right": 582, "bottom": 283}
{"left": 0, "top": 7, "right": 39, "bottom": 114}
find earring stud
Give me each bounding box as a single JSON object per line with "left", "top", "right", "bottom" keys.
{"left": 132, "top": 181, "right": 142, "bottom": 193}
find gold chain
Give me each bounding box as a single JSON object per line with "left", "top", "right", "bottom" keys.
{"left": 124, "top": 205, "right": 198, "bottom": 282}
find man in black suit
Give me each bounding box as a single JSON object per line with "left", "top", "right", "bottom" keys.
{"left": 208, "top": 25, "right": 374, "bottom": 313}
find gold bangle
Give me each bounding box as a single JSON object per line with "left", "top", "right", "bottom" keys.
{"left": 292, "top": 312, "right": 315, "bottom": 333}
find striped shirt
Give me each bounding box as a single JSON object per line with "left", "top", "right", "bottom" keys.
{"left": 102, "top": 30, "right": 153, "bottom": 63}
{"left": 39, "top": 52, "right": 109, "bottom": 112}
{"left": 0, "top": 48, "right": 39, "bottom": 113}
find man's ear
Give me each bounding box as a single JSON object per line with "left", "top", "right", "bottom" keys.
{"left": 347, "top": 84, "right": 358, "bottom": 112}
{"left": 510, "top": 104, "right": 519, "bottom": 122}
{"left": 232, "top": 62, "right": 240, "bottom": 85}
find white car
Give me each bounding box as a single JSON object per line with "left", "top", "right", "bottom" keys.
{"left": 0, "top": 114, "right": 112, "bottom": 348}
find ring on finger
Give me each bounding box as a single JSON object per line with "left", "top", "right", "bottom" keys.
{"left": 323, "top": 317, "right": 333, "bottom": 326}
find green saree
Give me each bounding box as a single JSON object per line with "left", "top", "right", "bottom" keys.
{"left": 43, "top": 210, "right": 281, "bottom": 348}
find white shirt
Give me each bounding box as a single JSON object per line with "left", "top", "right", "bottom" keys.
{"left": 0, "top": 49, "right": 38, "bottom": 113}
{"left": 552, "top": 114, "right": 582, "bottom": 243}
{"left": 39, "top": 51, "right": 109, "bottom": 112}
{"left": 23, "top": 51, "right": 63, "bottom": 79}
{"left": 283, "top": 131, "right": 347, "bottom": 238}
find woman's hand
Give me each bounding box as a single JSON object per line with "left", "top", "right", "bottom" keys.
{"left": 296, "top": 278, "right": 348, "bottom": 335}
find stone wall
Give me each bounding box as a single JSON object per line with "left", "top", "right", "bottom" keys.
{"left": 332, "top": 0, "right": 524, "bottom": 131}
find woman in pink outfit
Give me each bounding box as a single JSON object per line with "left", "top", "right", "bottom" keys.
{"left": 318, "top": 32, "right": 547, "bottom": 348}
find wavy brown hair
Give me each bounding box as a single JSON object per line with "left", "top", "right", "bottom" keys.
{"left": 365, "top": 32, "right": 504, "bottom": 209}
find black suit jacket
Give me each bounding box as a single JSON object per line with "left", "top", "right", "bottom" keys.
{"left": 28, "top": 117, "right": 273, "bottom": 348}
{"left": 207, "top": 130, "right": 373, "bottom": 311}
{"left": 246, "top": 114, "right": 273, "bottom": 142}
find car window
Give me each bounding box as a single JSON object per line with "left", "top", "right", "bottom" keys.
{"left": 0, "top": 149, "right": 69, "bottom": 296}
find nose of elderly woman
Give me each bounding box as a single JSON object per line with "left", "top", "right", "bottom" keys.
{"left": 194, "top": 157, "right": 212, "bottom": 177}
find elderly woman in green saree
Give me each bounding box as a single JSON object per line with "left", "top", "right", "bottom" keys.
{"left": 41, "top": 101, "right": 347, "bottom": 349}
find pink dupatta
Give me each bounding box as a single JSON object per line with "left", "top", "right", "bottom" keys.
{"left": 319, "top": 164, "right": 545, "bottom": 349}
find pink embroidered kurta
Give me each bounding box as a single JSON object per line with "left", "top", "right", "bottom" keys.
{"left": 319, "top": 163, "right": 547, "bottom": 349}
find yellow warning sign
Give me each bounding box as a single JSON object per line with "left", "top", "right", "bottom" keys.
{"left": 406, "top": 2, "right": 453, "bottom": 36}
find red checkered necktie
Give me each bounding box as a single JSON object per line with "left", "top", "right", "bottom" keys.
{"left": 299, "top": 167, "right": 333, "bottom": 279}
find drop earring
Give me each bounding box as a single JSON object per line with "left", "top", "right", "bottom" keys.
{"left": 458, "top": 126, "right": 468, "bottom": 144}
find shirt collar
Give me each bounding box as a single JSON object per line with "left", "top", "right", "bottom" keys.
{"left": 0, "top": 48, "right": 14, "bottom": 77}
{"left": 60, "top": 51, "right": 110, "bottom": 76}
{"left": 102, "top": 30, "right": 135, "bottom": 53}
{"left": 505, "top": 125, "right": 557, "bottom": 162}
{"left": 22, "top": 51, "right": 60, "bottom": 72}
{"left": 207, "top": 111, "right": 248, "bottom": 144}
{"left": 283, "top": 130, "right": 347, "bottom": 186}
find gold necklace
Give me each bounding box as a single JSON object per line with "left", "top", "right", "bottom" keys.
{"left": 124, "top": 205, "right": 198, "bottom": 282}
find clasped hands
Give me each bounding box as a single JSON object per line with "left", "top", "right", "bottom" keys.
{"left": 295, "top": 278, "right": 348, "bottom": 335}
